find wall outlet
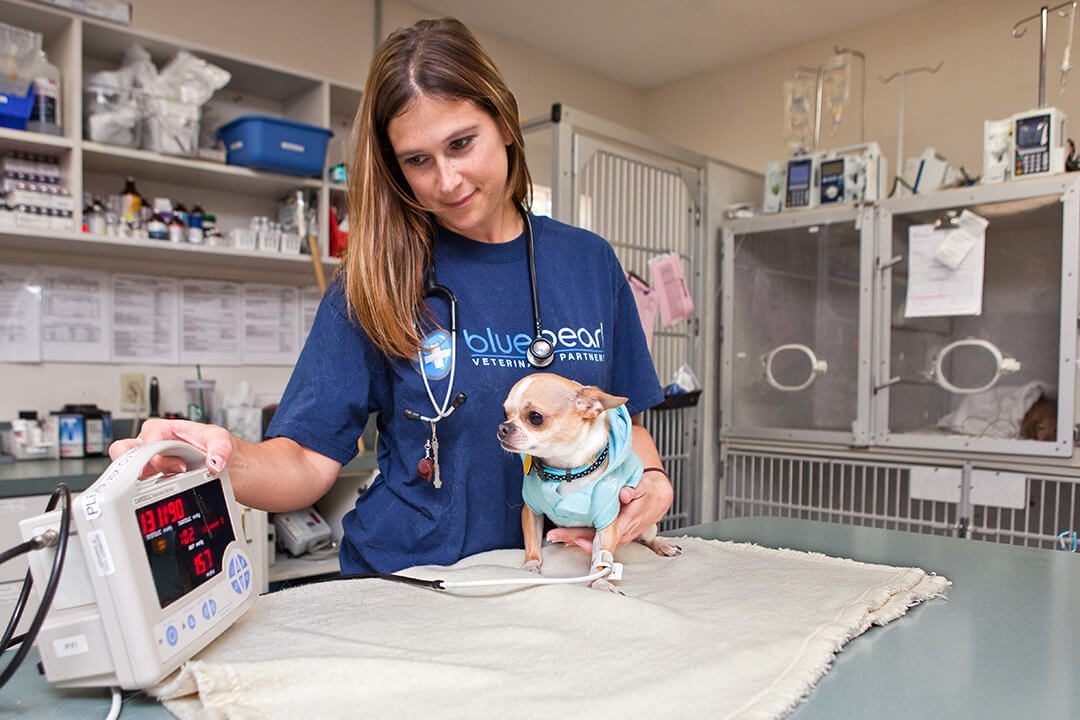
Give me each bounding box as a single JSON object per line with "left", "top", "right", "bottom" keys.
{"left": 120, "top": 373, "right": 147, "bottom": 412}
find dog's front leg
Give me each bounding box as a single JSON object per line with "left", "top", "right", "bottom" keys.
{"left": 522, "top": 506, "right": 545, "bottom": 573}
{"left": 589, "top": 523, "right": 623, "bottom": 594}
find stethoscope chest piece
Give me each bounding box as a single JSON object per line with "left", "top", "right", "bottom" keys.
{"left": 527, "top": 336, "right": 554, "bottom": 368}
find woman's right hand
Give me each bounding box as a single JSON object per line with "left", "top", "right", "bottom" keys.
{"left": 109, "top": 418, "right": 236, "bottom": 477}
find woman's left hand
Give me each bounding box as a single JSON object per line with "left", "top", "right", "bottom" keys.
{"left": 546, "top": 469, "right": 674, "bottom": 551}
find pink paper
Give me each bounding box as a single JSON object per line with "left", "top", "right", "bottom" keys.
{"left": 648, "top": 253, "right": 694, "bottom": 326}
{"left": 627, "top": 272, "right": 657, "bottom": 350}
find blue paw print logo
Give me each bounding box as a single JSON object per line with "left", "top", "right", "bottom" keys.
{"left": 413, "top": 330, "right": 452, "bottom": 380}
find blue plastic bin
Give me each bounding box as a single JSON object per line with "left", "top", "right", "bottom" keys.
{"left": 0, "top": 85, "right": 35, "bottom": 130}
{"left": 217, "top": 115, "right": 333, "bottom": 177}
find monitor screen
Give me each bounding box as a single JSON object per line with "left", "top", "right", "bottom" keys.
{"left": 821, "top": 159, "right": 845, "bottom": 178}
{"left": 787, "top": 160, "right": 811, "bottom": 188}
{"left": 1016, "top": 115, "right": 1049, "bottom": 150}
{"left": 137, "top": 478, "right": 236, "bottom": 609}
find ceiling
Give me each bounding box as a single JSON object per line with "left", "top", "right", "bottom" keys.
{"left": 412, "top": 0, "right": 945, "bottom": 89}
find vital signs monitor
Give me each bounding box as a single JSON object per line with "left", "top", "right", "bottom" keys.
{"left": 19, "top": 441, "right": 255, "bottom": 689}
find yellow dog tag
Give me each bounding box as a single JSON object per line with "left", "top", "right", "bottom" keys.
{"left": 523, "top": 455, "right": 534, "bottom": 475}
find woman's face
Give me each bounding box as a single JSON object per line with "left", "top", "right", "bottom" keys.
{"left": 388, "top": 94, "right": 515, "bottom": 242}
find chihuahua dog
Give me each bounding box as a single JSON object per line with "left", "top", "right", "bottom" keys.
{"left": 1020, "top": 395, "right": 1057, "bottom": 441}
{"left": 498, "top": 373, "right": 681, "bottom": 592}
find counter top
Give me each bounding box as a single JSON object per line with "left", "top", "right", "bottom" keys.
{"left": 0, "top": 452, "right": 378, "bottom": 498}
{"left": 5, "top": 517, "right": 1079, "bottom": 718}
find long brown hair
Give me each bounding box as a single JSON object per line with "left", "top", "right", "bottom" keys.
{"left": 344, "top": 17, "right": 532, "bottom": 359}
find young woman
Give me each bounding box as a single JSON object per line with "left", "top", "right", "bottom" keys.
{"left": 109, "top": 18, "right": 673, "bottom": 574}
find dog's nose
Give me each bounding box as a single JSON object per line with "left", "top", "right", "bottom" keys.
{"left": 498, "top": 422, "right": 514, "bottom": 439}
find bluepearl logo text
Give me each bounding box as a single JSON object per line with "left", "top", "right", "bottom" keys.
{"left": 464, "top": 323, "right": 606, "bottom": 368}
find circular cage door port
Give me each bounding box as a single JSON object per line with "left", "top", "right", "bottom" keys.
{"left": 761, "top": 343, "right": 829, "bottom": 392}
{"left": 931, "top": 338, "right": 1022, "bottom": 395}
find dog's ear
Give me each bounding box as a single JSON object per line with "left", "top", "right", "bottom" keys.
{"left": 574, "top": 386, "right": 628, "bottom": 419}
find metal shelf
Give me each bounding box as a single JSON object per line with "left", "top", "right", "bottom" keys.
{"left": 0, "top": 227, "right": 336, "bottom": 283}
{"left": 82, "top": 141, "right": 323, "bottom": 197}
{"left": 0, "top": 127, "right": 75, "bottom": 154}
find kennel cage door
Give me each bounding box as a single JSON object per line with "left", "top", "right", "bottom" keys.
{"left": 726, "top": 213, "right": 865, "bottom": 442}
{"left": 876, "top": 182, "right": 1077, "bottom": 457}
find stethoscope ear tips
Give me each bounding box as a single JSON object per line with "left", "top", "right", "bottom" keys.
{"left": 527, "top": 337, "right": 554, "bottom": 368}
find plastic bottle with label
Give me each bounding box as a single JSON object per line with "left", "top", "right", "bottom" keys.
{"left": 186, "top": 203, "right": 204, "bottom": 243}
{"left": 26, "top": 49, "right": 62, "bottom": 136}
{"left": 120, "top": 176, "right": 141, "bottom": 236}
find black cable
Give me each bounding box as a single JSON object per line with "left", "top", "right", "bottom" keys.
{"left": 0, "top": 541, "right": 36, "bottom": 566}
{"left": 0, "top": 484, "right": 71, "bottom": 690}
{"left": 308, "top": 571, "right": 445, "bottom": 591}
{"left": 0, "top": 570, "right": 32, "bottom": 655}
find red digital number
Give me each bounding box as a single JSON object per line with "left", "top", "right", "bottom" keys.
{"left": 170, "top": 498, "right": 185, "bottom": 523}
{"left": 192, "top": 549, "right": 212, "bottom": 576}
{"left": 179, "top": 526, "right": 196, "bottom": 547}
{"left": 139, "top": 509, "right": 157, "bottom": 535}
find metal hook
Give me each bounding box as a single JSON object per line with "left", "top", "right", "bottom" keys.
{"left": 879, "top": 61, "right": 944, "bottom": 84}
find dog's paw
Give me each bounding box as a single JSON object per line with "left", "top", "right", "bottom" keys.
{"left": 589, "top": 578, "right": 625, "bottom": 595}
{"left": 652, "top": 541, "right": 682, "bottom": 557}
{"left": 522, "top": 558, "right": 542, "bottom": 574}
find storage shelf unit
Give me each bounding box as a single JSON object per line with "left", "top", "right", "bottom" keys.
{"left": 0, "top": 0, "right": 361, "bottom": 285}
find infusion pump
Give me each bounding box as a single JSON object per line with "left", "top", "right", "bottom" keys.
{"left": 983, "top": 107, "right": 1067, "bottom": 183}
{"left": 19, "top": 441, "right": 256, "bottom": 689}
{"left": 764, "top": 142, "right": 884, "bottom": 212}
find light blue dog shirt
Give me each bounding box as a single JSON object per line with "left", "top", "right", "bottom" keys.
{"left": 521, "top": 405, "right": 642, "bottom": 530}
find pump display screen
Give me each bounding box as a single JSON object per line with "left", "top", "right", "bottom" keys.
{"left": 787, "top": 160, "right": 811, "bottom": 188}
{"left": 137, "top": 479, "right": 235, "bottom": 608}
{"left": 821, "top": 159, "right": 844, "bottom": 178}
{"left": 1016, "top": 115, "right": 1049, "bottom": 150}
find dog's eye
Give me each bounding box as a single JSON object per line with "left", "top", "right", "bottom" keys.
{"left": 527, "top": 411, "right": 544, "bottom": 426}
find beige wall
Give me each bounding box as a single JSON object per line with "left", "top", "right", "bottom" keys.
{"left": 643, "top": 0, "right": 1080, "bottom": 175}
{"left": 128, "top": 0, "right": 646, "bottom": 127}
{"left": 380, "top": 1, "right": 647, "bottom": 127}
{"left": 127, "top": 0, "right": 376, "bottom": 86}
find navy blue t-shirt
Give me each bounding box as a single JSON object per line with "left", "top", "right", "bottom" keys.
{"left": 266, "top": 214, "right": 663, "bottom": 573}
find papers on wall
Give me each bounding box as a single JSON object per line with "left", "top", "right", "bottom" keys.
{"left": 300, "top": 285, "right": 323, "bottom": 341}
{"left": 648, "top": 252, "right": 694, "bottom": 326}
{"left": 904, "top": 220, "right": 985, "bottom": 318}
{"left": 4, "top": 263, "right": 318, "bottom": 366}
{"left": 626, "top": 272, "right": 657, "bottom": 350}
{"left": 180, "top": 280, "right": 243, "bottom": 366}
{"left": 243, "top": 285, "right": 300, "bottom": 365}
{"left": 112, "top": 274, "right": 179, "bottom": 364}
{"left": 0, "top": 264, "right": 42, "bottom": 363}
{"left": 40, "top": 266, "right": 111, "bottom": 363}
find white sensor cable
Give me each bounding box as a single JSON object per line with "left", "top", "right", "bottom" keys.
{"left": 436, "top": 564, "right": 620, "bottom": 590}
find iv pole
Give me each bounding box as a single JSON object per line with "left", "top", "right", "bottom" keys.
{"left": 879, "top": 62, "right": 944, "bottom": 195}
{"left": 1013, "top": 1, "right": 1076, "bottom": 107}
{"left": 834, "top": 46, "right": 866, "bottom": 143}
{"left": 794, "top": 47, "right": 866, "bottom": 152}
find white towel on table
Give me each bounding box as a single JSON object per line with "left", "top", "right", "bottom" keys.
{"left": 153, "top": 537, "right": 949, "bottom": 720}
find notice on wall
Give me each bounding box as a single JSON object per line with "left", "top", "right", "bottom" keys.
{"left": 300, "top": 285, "right": 322, "bottom": 342}
{"left": 0, "top": 264, "right": 42, "bottom": 363}
{"left": 112, "top": 274, "right": 179, "bottom": 364}
{"left": 904, "top": 222, "right": 985, "bottom": 318}
{"left": 180, "top": 280, "right": 242, "bottom": 366}
{"left": 242, "top": 284, "right": 300, "bottom": 365}
{"left": 40, "top": 266, "right": 111, "bottom": 363}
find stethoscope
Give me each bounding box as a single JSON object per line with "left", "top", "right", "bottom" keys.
{"left": 403, "top": 201, "right": 553, "bottom": 425}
